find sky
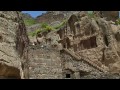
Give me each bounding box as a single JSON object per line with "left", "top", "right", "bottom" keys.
{"left": 22, "top": 11, "right": 46, "bottom": 18}
{"left": 22, "top": 11, "right": 120, "bottom": 18}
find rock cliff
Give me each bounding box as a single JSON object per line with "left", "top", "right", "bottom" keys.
{"left": 0, "top": 11, "right": 29, "bottom": 79}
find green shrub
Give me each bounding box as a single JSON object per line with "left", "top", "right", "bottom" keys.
{"left": 87, "top": 11, "right": 95, "bottom": 18}
{"left": 40, "top": 22, "right": 54, "bottom": 31}
{"left": 28, "top": 29, "right": 41, "bottom": 37}
{"left": 54, "top": 19, "right": 67, "bottom": 29}
{"left": 28, "top": 19, "right": 68, "bottom": 37}
{"left": 45, "top": 25, "right": 54, "bottom": 31}
{"left": 24, "top": 19, "right": 37, "bottom": 26}
{"left": 41, "top": 23, "right": 49, "bottom": 28}
{"left": 28, "top": 32, "right": 36, "bottom": 37}
{"left": 115, "top": 19, "right": 120, "bottom": 25}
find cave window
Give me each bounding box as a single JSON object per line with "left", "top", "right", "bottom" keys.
{"left": 66, "top": 74, "right": 71, "bottom": 78}
{"left": 66, "top": 38, "right": 71, "bottom": 49}
{"left": 0, "top": 63, "right": 21, "bottom": 79}
{"left": 104, "top": 35, "right": 109, "bottom": 46}
{"left": 0, "top": 35, "right": 3, "bottom": 42}
{"left": 80, "top": 36, "right": 97, "bottom": 50}
{"left": 64, "top": 69, "right": 74, "bottom": 79}
{"left": 90, "top": 36, "right": 97, "bottom": 48}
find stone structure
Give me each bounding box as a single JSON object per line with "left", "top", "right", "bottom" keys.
{"left": 1, "top": 11, "right": 120, "bottom": 79}
{"left": 0, "top": 11, "right": 29, "bottom": 79}
{"left": 27, "top": 11, "right": 120, "bottom": 79}
{"left": 28, "top": 45, "right": 62, "bottom": 79}
{"left": 57, "top": 14, "right": 120, "bottom": 75}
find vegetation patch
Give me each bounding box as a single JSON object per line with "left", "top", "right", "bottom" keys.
{"left": 28, "top": 19, "right": 68, "bottom": 37}
{"left": 54, "top": 19, "right": 67, "bottom": 29}
{"left": 115, "top": 18, "right": 120, "bottom": 25}
{"left": 24, "top": 19, "right": 37, "bottom": 26}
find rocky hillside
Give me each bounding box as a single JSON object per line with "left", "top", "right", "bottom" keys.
{"left": 22, "top": 13, "right": 34, "bottom": 20}
{"left": 0, "top": 11, "right": 29, "bottom": 79}
{"left": 22, "top": 13, "right": 37, "bottom": 27}
{"left": 26, "top": 11, "right": 120, "bottom": 79}
{"left": 0, "top": 11, "right": 120, "bottom": 79}
{"left": 36, "top": 11, "right": 80, "bottom": 25}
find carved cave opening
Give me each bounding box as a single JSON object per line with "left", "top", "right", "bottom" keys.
{"left": 0, "top": 63, "right": 21, "bottom": 79}
{"left": 79, "top": 36, "right": 97, "bottom": 50}
{"left": 68, "top": 15, "right": 78, "bottom": 35}
{"left": 104, "top": 35, "right": 109, "bottom": 46}
{"left": 63, "top": 69, "right": 74, "bottom": 79}
{"left": 66, "top": 74, "right": 71, "bottom": 78}
{"left": 0, "top": 35, "right": 3, "bottom": 42}
{"left": 66, "top": 38, "right": 71, "bottom": 49}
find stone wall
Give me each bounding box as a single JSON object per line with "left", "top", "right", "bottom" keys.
{"left": 60, "top": 49, "right": 104, "bottom": 79}
{"left": 28, "top": 45, "right": 62, "bottom": 79}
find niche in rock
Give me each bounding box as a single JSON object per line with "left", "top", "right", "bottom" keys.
{"left": 104, "top": 35, "right": 109, "bottom": 46}
{"left": 0, "top": 35, "right": 3, "bottom": 42}
{"left": 63, "top": 69, "right": 74, "bottom": 79}
{"left": 68, "top": 15, "right": 78, "bottom": 35}
{"left": 79, "top": 36, "right": 97, "bottom": 50}
{"left": 66, "top": 37, "right": 71, "bottom": 49}
{"left": 0, "top": 63, "right": 21, "bottom": 79}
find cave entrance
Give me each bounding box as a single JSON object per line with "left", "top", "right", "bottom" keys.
{"left": 66, "top": 37, "right": 71, "bottom": 49}
{"left": 63, "top": 69, "right": 74, "bottom": 79}
{"left": 0, "top": 63, "right": 21, "bottom": 79}
{"left": 79, "top": 36, "right": 97, "bottom": 50}
{"left": 68, "top": 15, "right": 78, "bottom": 35}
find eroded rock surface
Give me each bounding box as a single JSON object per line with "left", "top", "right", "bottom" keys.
{"left": 0, "top": 11, "right": 29, "bottom": 79}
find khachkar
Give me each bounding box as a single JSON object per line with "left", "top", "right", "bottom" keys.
{"left": 0, "top": 11, "right": 29, "bottom": 79}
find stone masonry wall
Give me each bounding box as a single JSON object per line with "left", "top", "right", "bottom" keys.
{"left": 28, "top": 45, "right": 62, "bottom": 79}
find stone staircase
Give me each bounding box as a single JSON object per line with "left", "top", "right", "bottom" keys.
{"left": 63, "top": 48, "right": 108, "bottom": 73}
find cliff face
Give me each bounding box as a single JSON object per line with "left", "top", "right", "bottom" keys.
{"left": 0, "top": 11, "right": 29, "bottom": 79}
{"left": 94, "top": 11, "right": 119, "bottom": 22}
{"left": 1, "top": 11, "right": 120, "bottom": 79}
{"left": 28, "top": 11, "right": 120, "bottom": 79}
{"left": 36, "top": 11, "right": 80, "bottom": 25}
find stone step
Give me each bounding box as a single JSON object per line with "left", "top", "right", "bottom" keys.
{"left": 63, "top": 48, "right": 108, "bottom": 73}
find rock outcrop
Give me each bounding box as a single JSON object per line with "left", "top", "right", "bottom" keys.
{"left": 28, "top": 11, "right": 120, "bottom": 79}
{"left": 36, "top": 11, "right": 80, "bottom": 25}
{"left": 94, "top": 11, "right": 119, "bottom": 22}
{"left": 0, "top": 11, "right": 29, "bottom": 79}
